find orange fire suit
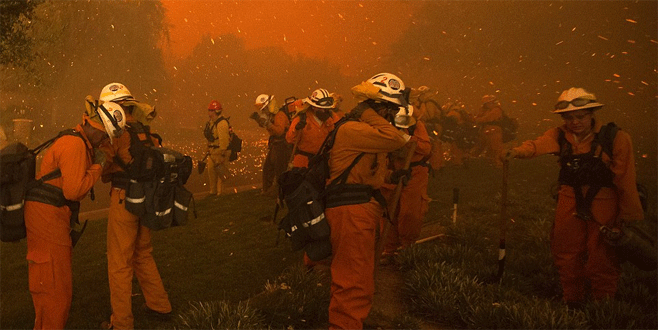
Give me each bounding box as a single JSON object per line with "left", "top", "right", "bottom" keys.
{"left": 286, "top": 110, "right": 342, "bottom": 168}
{"left": 418, "top": 99, "right": 444, "bottom": 171}
{"left": 381, "top": 121, "right": 432, "bottom": 254}
{"left": 101, "top": 117, "right": 171, "bottom": 329}
{"left": 206, "top": 117, "right": 230, "bottom": 195}
{"left": 473, "top": 105, "right": 503, "bottom": 166}
{"left": 445, "top": 109, "right": 473, "bottom": 165}
{"left": 511, "top": 120, "right": 644, "bottom": 303}
{"left": 326, "top": 108, "right": 408, "bottom": 329}
{"left": 262, "top": 111, "right": 291, "bottom": 193}
{"left": 24, "top": 124, "right": 101, "bottom": 329}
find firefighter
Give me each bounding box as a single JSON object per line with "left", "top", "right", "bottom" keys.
{"left": 380, "top": 109, "right": 432, "bottom": 264}
{"left": 444, "top": 101, "right": 477, "bottom": 166}
{"left": 473, "top": 94, "right": 504, "bottom": 167}
{"left": 250, "top": 94, "right": 292, "bottom": 197}
{"left": 326, "top": 73, "right": 409, "bottom": 329}
{"left": 204, "top": 100, "right": 231, "bottom": 195}
{"left": 24, "top": 99, "right": 126, "bottom": 329}
{"left": 409, "top": 86, "right": 444, "bottom": 171}
{"left": 285, "top": 88, "right": 342, "bottom": 268}
{"left": 286, "top": 88, "right": 342, "bottom": 168}
{"left": 98, "top": 83, "right": 172, "bottom": 329}
{"left": 501, "top": 87, "right": 644, "bottom": 308}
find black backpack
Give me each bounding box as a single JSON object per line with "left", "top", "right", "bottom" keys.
{"left": 0, "top": 129, "right": 83, "bottom": 242}
{"left": 276, "top": 115, "right": 364, "bottom": 261}
{"left": 117, "top": 123, "right": 195, "bottom": 231}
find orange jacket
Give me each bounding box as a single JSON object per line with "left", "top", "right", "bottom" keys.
{"left": 474, "top": 105, "right": 502, "bottom": 124}
{"left": 266, "top": 111, "right": 290, "bottom": 138}
{"left": 328, "top": 108, "right": 408, "bottom": 189}
{"left": 26, "top": 124, "right": 101, "bottom": 245}
{"left": 286, "top": 110, "right": 342, "bottom": 166}
{"left": 101, "top": 115, "right": 160, "bottom": 183}
{"left": 513, "top": 120, "right": 644, "bottom": 221}
{"left": 387, "top": 120, "right": 432, "bottom": 170}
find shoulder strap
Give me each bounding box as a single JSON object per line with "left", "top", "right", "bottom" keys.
{"left": 557, "top": 128, "right": 570, "bottom": 158}
{"left": 29, "top": 129, "right": 86, "bottom": 187}
{"left": 596, "top": 122, "right": 619, "bottom": 158}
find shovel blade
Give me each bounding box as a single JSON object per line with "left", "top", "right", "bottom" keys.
{"left": 198, "top": 161, "right": 206, "bottom": 174}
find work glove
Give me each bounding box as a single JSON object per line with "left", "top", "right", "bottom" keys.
{"left": 348, "top": 104, "right": 368, "bottom": 120}
{"left": 295, "top": 117, "right": 307, "bottom": 130}
{"left": 390, "top": 168, "right": 412, "bottom": 186}
{"left": 93, "top": 148, "right": 107, "bottom": 168}
{"left": 249, "top": 111, "right": 261, "bottom": 122}
{"left": 500, "top": 148, "right": 518, "bottom": 162}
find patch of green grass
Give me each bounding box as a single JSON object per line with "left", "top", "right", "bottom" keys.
{"left": 1, "top": 189, "right": 302, "bottom": 329}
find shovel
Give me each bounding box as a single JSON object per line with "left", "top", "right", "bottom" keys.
{"left": 197, "top": 153, "right": 209, "bottom": 174}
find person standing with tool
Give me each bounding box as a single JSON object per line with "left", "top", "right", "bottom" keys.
{"left": 203, "top": 100, "right": 231, "bottom": 196}
{"left": 285, "top": 88, "right": 342, "bottom": 268}
{"left": 250, "top": 94, "right": 292, "bottom": 197}
{"left": 98, "top": 83, "right": 173, "bottom": 329}
{"left": 379, "top": 110, "right": 432, "bottom": 265}
{"left": 24, "top": 97, "right": 126, "bottom": 329}
{"left": 501, "top": 87, "right": 644, "bottom": 309}
{"left": 325, "top": 73, "right": 409, "bottom": 329}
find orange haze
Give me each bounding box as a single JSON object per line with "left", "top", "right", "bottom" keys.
{"left": 161, "top": 0, "right": 423, "bottom": 75}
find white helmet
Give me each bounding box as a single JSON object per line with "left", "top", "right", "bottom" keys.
{"left": 367, "top": 73, "right": 406, "bottom": 105}
{"left": 100, "top": 83, "right": 134, "bottom": 103}
{"left": 553, "top": 87, "right": 604, "bottom": 113}
{"left": 254, "top": 94, "right": 273, "bottom": 111}
{"left": 96, "top": 102, "right": 127, "bottom": 143}
{"left": 305, "top": 88, "right": 334, "bottom": 109}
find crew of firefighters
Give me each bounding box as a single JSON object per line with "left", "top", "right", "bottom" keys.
{"left": 9, "top": 74, "right": 645, "bottom": 329}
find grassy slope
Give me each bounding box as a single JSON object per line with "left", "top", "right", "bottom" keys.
{"left": 1, "top": 190, "right": 302, "bottom": 329}
{"left": 1, "top": 153, "right": 655, "bottom": 329}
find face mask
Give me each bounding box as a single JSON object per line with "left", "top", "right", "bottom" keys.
{"left": 394, "top": 105, "right": 416, "bottom": 128}
{"left": 316, "top": 109, "right": 331, "bottom": 122}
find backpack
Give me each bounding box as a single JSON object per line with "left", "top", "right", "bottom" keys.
{"left": 0, "top": 129, "right": 83, "bottom": 242}
{"left": 205, "top": 116, "right": 242, "bottom": 162}
{"left": 277, "top": 115, "right": 364, "bottom": 261}
{"left": 556, "top": 122, "right": 648, "bottom": 214}
{"left": 498, "top": 112, "right": 519, "bottom": 143}
{"left": 117, "top": 123, "right": 195, "bottom": 231}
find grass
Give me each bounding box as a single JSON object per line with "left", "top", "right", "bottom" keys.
{"left": 1, "top": 190, "right": 302, "bottom": 329}
{"left": 2, "top": 153, "right": 656, "bottom": 329}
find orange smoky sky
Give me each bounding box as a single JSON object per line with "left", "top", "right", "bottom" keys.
{"left": 161, "top": 0, "right": 423, "bottom": 74}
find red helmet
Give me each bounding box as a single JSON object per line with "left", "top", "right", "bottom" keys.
{"left": 208, "top": 100, "right": 222, "bottom": 112}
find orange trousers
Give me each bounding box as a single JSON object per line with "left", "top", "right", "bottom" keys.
{"left": 326, "top": 200, "right": 382, "bottom": 330}
{"left": 475, "top": 125, "right": 503, "bottom": 166}
{"left": 552, "top": 191, "right": 620, "bottom": 303}
{"left": 382, "top": 166, "right": 430, "bottom": 254}
{"left": 27, "top": 235, "right": 72, "bottom": 329}
{"left": 107, "top": 188, "right": 171, "bottom": 329}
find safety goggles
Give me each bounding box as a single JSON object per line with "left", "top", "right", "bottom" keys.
{"left": 311, "top": 96, "right": 334, "bottom": 108}
{"left": 554, "top": 98, "right": 596, "bottom": 111}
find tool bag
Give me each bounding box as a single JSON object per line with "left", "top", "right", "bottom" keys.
{"left": 0, "top": 129, "right": 82, "bottom": 242}
{"left": 119, "top": 122, "right": 194, "bottom": 231}
{"left": 277, "top": 115, "right": 368, "bottom": 261}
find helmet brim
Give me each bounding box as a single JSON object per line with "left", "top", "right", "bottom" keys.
{"left": 552, "top": 102, "right": 604, "bottom": 114}
{"left": 305, "top": 98, "right": 334, "bottom": 109}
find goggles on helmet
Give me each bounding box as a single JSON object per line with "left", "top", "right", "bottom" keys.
{"left": 554, "top": 98, "right": 596, "bottom": 111}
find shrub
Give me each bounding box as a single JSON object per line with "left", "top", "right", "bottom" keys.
{"left": 175, "top": 300, "right": 264, "bottom": 329}
{"left": 250, "top": 264, "right": 330, "bottom": 329}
